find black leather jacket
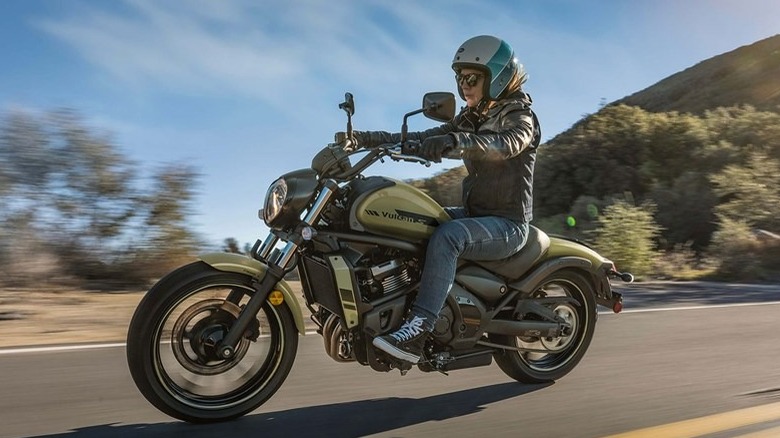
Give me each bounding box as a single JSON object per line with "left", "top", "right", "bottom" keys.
{"left": 359, "top": 91, "right": 541, "bottom": 222}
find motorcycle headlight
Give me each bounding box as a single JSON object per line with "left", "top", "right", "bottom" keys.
{"left": 260, "top": 169, "right": 319, "bottom": 228}
{"left": 263, "top": 178, "right": 288, "bottom": 225}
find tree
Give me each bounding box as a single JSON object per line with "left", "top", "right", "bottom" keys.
{"left": 223, "top": 238, "right": 242, "bottom": 254}
{"left": 591, "top": 200, "right": 661, "bottom": 278}
{"left": 650, "top": 171, "right": 717, "bottom": 250}
{"left": 703, "top": 106, "right": 780, "bottom": 160}
{"left": 535, "top": 105, "right": 657, "bottom": 217}
{"left": 135, "top": 164, "right": 203, "bottom": 278}
{"left": 408, "top": 166, "right": 466, "bottom": 207}
{"left": 711, "top": 151, "right": 780, "bottom": 232}
{"left": 707, "top": 216, "right": 768, "bottom": 280}
{"left": 0, "top": 108, "right": 203, "bottom": 287}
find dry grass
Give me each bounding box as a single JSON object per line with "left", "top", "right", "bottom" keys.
{"left": 0, "top": 287, "right": 145, "bottom": 348}
{"left": 0, "top": 282, "right": 307, "bottom": 348}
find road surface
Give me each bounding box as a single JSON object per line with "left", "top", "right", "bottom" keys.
{"left": 1, "top": 282, "right": 779, "bottom": 437}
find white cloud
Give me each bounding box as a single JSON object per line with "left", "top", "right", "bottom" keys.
{"left": 36, "top": 0, "right": 305, "bottom": 103}
{"left": 32, "top": 1, "right": 511, "bottom": 116}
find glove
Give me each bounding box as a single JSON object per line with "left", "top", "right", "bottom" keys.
{"left": 334, "top": 131, "right": 370, "bottom": 147}
{"left": 419, "top": 134, "right": 455, "bottom": 163}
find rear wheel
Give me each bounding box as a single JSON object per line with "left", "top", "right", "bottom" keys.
{"left": 490, "top": 270, "right": 597, "bottom": 383}
{"left": 126, "top": 262, "right": 298, "bottom": 423}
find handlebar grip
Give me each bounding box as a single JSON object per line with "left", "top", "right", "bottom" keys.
{"left": 401, "top": 140, "right": 420, "bottom": 156}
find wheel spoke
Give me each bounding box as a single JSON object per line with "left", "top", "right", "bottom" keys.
{"left": 153, "top": 284, "right": 285, "bottom": 403}
{"left": 127, "top": 263, "right": 299, "bottom": 421}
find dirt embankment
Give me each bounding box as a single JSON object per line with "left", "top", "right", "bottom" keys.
{"left": 0, "top": 283, "right": 308, "bottom": 349}
{"left": 0, "top": 287, "right": 147, "bottom": 348}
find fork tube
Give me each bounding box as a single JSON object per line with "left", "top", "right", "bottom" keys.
{"left": 217, "top": 267, "right": 284, "bottom": 359}
{"left": 257, "top": 234, "right": 279, "bottom": 260}
{"left": 218, "top": 180, "right": 339, "bottom": 358}
{"left": 272, "top": 180, "right": 338, "bottom": 269}
{"left": 303, "top": 179, "right": 338, "bottom": 225}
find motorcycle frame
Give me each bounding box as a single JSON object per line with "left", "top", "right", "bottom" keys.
{"left": 197, "top": 166, "right": 623, "bottom": 360}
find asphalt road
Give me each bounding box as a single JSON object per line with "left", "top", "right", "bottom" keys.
{"left": 1, "top": 282, "right": 779, "bottom": 438}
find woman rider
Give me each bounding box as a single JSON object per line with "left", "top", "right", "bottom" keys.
{"left": 351, "top": 35, "right": 541, "bottom": 364}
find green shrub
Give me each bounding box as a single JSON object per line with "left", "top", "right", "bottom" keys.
{"left": 708, "top": 216, "right": 780, "bottom": 281}
{"left": 591, "top": 200, "right": 661, "bottom": 279}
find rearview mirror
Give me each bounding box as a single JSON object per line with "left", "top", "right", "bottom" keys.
{"left": 339, "top": 92, "right": 355, "bottom": 116}
{"left": 422, "top": 92, "right": 456, "bottom": 122}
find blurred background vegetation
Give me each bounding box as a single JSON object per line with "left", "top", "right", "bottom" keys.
{"left": 414, "top": 35, "right": 780, "bottom": 283}
{"left": 0, "top": 109, "right": 201, "bottom": 288}
{"left": 414, "top": 104, "right": 780, "bottom": 282}
{"left": 2, "top": 36, "right": 779, "bottom": 288}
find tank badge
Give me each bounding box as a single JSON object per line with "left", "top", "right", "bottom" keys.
{"left": 364, "top": 209, "right": 438, "bottom": 226}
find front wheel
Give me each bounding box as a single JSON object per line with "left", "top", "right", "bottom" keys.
{"left": 490, "top": 270, "right": 597, "bottom": 383}
{"left": 126, "top": 262, "right": 299, "bottom": 423}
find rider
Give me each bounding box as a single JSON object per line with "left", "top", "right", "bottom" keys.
{"left": 349, "top": 35, "right": 542, "bottom": 364}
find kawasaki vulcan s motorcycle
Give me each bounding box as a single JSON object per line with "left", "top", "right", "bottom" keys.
{"left": 126, "top": 91, "right": 633, "bottom": 423}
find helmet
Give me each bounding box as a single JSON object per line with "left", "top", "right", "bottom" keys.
{"left": 451, "top": 35, "right": 527, "bottom": 101}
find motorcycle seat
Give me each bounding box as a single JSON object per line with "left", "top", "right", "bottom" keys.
{"left": 473, "top": 225, "right": 551, "bottom": 280}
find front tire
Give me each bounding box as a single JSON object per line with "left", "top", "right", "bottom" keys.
{"left": 126, "top": 262, "right": 298, "bottom": 423}
{"left": 490, "top": 270, "right": 597, "bottom": 383}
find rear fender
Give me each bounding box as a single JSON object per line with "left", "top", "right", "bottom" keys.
{"left": 508, "top": 256, "right": 593, "bottom": 293}
{"left": 198, "top": 253, "right": 306, "bottom": 335}
{"left": 511, "top": 236, "right": 616, "bottom": 306}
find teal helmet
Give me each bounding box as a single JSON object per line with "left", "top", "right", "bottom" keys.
{"left": 451, "top": 35, "right": 527, "bottom": 101}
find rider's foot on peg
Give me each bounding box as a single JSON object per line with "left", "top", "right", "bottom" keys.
{"left": 373, "top": 315, "right": 429, "bottom": 363}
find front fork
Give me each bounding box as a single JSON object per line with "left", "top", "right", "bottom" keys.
{"left": 217, "top": 180, "right": 338, "bottom": 359}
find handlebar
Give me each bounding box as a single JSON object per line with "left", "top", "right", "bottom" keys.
{"left": 321, "top": 140, "right": 430, "bottom": 182}
{"left": 382, "top": 141, "right": 431, "bottom": 167}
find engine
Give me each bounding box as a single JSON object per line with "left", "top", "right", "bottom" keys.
{"left": 359, "top": 258, "right": 413, "bottom": 300}
{"left": 318, "top": 249, "right": 419, "bottom": 364}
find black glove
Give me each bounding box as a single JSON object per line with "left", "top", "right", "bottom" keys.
{"left": 335, "top": 131, "right": 370, "bottom": 147}
{"left": 419, "top": 134, "right": 455, "bottom": 163}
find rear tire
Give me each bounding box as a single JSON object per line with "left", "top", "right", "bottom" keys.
{"left": 126, "top": 261, "right": 298, "bottom": 423}
{"left": 490, "top": 270, "right": 597, "bottom": 383}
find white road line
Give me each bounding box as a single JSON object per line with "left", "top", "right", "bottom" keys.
{"left": 0, "top": 342, "right": 126, "bottom": 355}
{"left": 2, "top": 301, "right": 779, "bottom": 356}
{"left": 0, "top": 333, "right": 322, "bottom": 355}
{"left": 599, "top": 300, "right": 780, "bottom": 314}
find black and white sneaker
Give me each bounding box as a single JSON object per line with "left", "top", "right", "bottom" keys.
{"left": 372, "top": 315, "right": 429, "bottom": 363}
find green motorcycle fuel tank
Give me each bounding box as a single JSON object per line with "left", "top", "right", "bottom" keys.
{"left": 347, "top": 176, "right": 451, "bottom": 240}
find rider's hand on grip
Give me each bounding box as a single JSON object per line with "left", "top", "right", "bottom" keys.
{"left": 420, "top": 134, "right": 455, "bottom": 163}
{"left": 335, "top": 131, "right": 370, "bottom": 148}
{"left": 401, "top": 140, "right": 420, "bottom": 156}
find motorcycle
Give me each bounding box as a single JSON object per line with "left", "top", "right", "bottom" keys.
{"left": 126, "top": 91, "right": 633, "bottom": 423}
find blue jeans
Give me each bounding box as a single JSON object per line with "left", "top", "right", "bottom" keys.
{"left": 411, "top": 207, "right": 529, "bottom": 328}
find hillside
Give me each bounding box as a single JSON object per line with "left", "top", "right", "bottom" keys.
{"left": 421, "top": 34, "right": 780, "bottom": 185}
{"left": 613, "top": 34, "right": 780, "bottom": 115}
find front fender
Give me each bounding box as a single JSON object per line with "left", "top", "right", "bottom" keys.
{"left": 198, "top": 252, "right": 306, "bottom": 335}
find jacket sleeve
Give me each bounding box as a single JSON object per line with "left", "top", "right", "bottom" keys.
{"left": 448, "top": 105, "right": 538, "bottom": 161}
{"left": 357, "top": 119, "right": 458, "bottom": 148}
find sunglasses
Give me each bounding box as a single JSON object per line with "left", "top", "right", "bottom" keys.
{"left": 456, "top": 72, "right": 483, "bottom": 87}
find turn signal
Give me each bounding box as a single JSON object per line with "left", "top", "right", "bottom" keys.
{"left": 268, "top": 291, "right": 284, "bottom": 306}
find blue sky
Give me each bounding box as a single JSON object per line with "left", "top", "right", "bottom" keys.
{"left": 1, "top": 0, "right": 778, "bottom": 248}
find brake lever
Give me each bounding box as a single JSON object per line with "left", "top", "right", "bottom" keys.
{"left": 386, "top": 144, "right": 431, "bottom": 167}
